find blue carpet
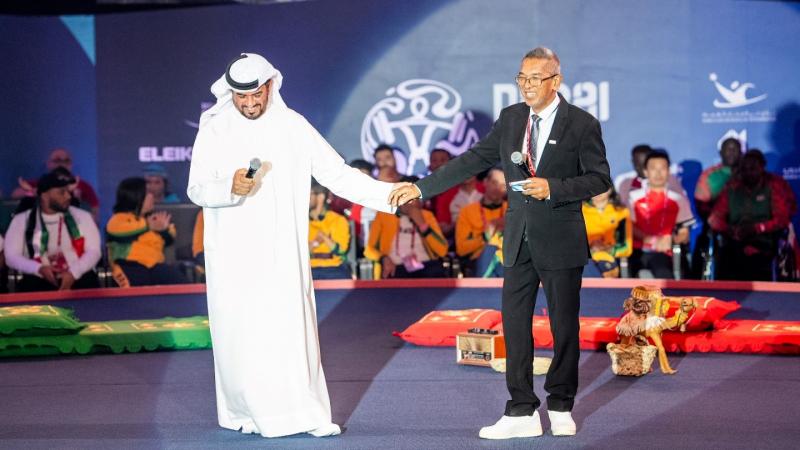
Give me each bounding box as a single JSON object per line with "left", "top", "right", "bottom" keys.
{"left": 0, "top": 285, "right": 798, "bottom": 449}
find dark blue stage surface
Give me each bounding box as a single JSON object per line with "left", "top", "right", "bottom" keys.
{"left": 1, "top": 281, "right": 798, "bottom": 449}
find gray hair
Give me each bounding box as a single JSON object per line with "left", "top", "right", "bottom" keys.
{"left": 522, "top": 47, "right": 561, "bottom": 75}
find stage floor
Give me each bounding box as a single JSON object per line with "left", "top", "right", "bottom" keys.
{"left": 1, "top": 282, "right": 799, "bottom": 449}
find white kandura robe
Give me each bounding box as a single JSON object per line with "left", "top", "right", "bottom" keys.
{"left": 187, "top": 102, "right": 394, "bottom": 437}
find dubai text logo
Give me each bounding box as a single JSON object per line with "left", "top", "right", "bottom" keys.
{"left": 361, "top": 79, "right": 466, "bottom": 174}
{"left": 709, "top": 73, "right": 767, "bottom": 109}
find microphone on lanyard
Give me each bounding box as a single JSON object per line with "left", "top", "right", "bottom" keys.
{"left": 245, "top": 158, "right": 262, "bottom": 179}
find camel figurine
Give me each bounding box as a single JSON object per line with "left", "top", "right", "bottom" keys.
{"left": 616, "top": 286, "right": 696, "bottom": 375}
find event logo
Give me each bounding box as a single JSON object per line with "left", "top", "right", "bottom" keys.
{"left": 493, "top": 81, "right": 610, "bottom": 121}
{"left": 701, "top": 73, "right": 774, "bottom": 124}
{"left": 709, "top": 73, "right": 767, "bottom": 109}
{"left": 717, "top": 129, "right": 747, "bottom": 151}
{"left": 361, "top": 79, "right": 476, "bottom": 175}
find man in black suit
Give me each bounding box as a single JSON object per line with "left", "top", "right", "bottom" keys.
{"left": 389, "top": 47, "right": 611, "bottom": 439}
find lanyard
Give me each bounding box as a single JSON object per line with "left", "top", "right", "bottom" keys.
{"left": 394, "top": 218, "right": 417, "bottom": 257}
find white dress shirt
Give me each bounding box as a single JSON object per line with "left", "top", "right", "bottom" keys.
{"left": 521, "top": 95, "right": 560, "bottom": 171}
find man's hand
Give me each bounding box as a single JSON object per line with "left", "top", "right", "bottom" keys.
{"left": 673, "top": 227, "right": 690, "bottom": 245}
{"left": 231, "top": 168, "right": 257, "bottom": 196}
{"left": 38, "top": 265, "right": 58, "bottom": 286}
{"left": 147, "top": 211, "right": 172, "bottom": 232}
{"left": 654, "top": 235, "right": 673, "bottom": 253}
{"left": 381, "top": 256, "right": 396, "bottom": 279}
{"left": 17, "top": 177, "right": 35, "bottom": 194}
{"left": 521, "top": 177, "right": 550, "bottom": 200}
{"left": 59, "top": 271, "right": 76, "bottom": 291}
{"left": 388, "top": 182, "right": 420, "bottom": 206}
{"left": 486, "top": 217, "right": 504, "bottom": 238}
{"left": 732, "top": 223, "right": 756, "bottom": 241}
{"left": 313, "top": 230, "right": 335, "bottom": 248}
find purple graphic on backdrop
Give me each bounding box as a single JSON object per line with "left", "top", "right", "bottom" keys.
{"left": 360, "top": 79, "right": 488, "bottom": 175}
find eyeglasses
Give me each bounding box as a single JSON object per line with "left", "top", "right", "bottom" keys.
{"left": 50, "top": 158, "right": 72, "bottom": 164}
{"left": 514, "top": 73, "right": 559, "bottom": 87}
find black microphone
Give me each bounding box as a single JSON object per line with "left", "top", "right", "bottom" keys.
{"left": 245, "top": 158, "right": 261, "bottom": 179}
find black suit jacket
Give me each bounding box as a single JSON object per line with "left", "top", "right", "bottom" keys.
{"left": 416, "top": 94, "right": 612, "bottom": 270}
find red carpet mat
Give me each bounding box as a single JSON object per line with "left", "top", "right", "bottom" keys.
{"left": 396, "top": 310, "right": 800, "bottom": 355}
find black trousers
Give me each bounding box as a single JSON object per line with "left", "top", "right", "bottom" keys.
{"left": 629, "top": 249, "right": 674, "bottom": 279}
{"left": 116, "top": 260, "right": 185, "bottom": 286}
{"left": 502, "top": 239, "right": 582, "bottom": 415}
{"left": 393, "top": 260, "right": 446, "bottom": 278}
{"left": 716, "top": 241, "right": 774, "bottom": 281}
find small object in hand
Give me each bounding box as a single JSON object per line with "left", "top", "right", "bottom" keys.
{"left": 509, "top": 180, "right": 528, "bottom": 192}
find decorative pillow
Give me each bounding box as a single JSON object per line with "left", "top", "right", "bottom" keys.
{"left": 0, "top": 305, "right": 85, "bottom": 337}
{"left": 394, "top": 309, "right": 503, "bottom": 346}
{"left": 666, "top": 297, "right": 740, "bottom": 331}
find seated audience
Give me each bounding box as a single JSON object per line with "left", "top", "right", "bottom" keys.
{"left": 425, "top": 148, "right": 459, "bottom": 237}
{"left": 12, "top": 148, "right": 100, "bottom": 219}
{"left": 709, "top": 150, "right": 797, "bottom": 281}
{"left": 374, "top": 144, "right": 402, "bottom": 182}
{"left": 582, "top": 188, "right": 632, "bottom": 278}
{"left": 192, "top": 209, "right": 205, "bottom": 272}
{"left": 0, "top": 233, "right": 5, "bottom": 293}
{"left": 691, "top": 137, "right": 743, "bottom": 278}
{"left": 4, "top": 169, "right": 101, "bottom": 291}
{"left": 615, "top": 144, "right": 684, "bottom": 206}
{"left": 694, "top": 138, "right": 743, "bottom": 218}
{"left": 455, "top": 167, "right": 507, "bottom": 277}
{"left": 450, "top": 176, "right": 484, "bottom": 224}
{"left": 309, "top": 180, "right": 352, "bottom": 280}
{"left": 366, "top": 177, "right": 447, "bottom": 278}
{"left": 106, "top": 177, "right": 184, "bottom": 286}
{"left": 144, "top": 163, "right": 181, "bottom": 204}
{"left": 345, "top": 159, "right": 377, "bottom": 256}
{"left": 629, "top": 150, "right": 695, "bottom": 278}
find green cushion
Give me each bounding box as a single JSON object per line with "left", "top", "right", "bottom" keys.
{"left": 0, "top": 305, "right": 85, "bottom": 337}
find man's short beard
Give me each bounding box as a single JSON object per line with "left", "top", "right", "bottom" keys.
{"left": 238, "top": 107, "right": 265, "bottom": 120}
{"left": 47, "top": 199, "right": 70, "bottom": 213}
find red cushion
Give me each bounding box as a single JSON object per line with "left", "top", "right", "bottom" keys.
{"left": 491, "top": 317, "right": 619, "bottom": 350}
{"left": 667, "top": 297, "right": 740, "bottom": 331}
{"left": 394, "top": 309, "right": 502, "bottom": 346}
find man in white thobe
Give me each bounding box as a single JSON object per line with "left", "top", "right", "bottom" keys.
{"left": 187, "top": 53, "right": 404, "bottom": 438}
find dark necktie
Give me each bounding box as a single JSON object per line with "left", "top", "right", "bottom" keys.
{"left": 528, "top": 114, "right": 541, "bottom": 175}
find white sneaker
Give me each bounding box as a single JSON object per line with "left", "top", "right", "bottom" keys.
{"left": 548, "top": 410, "right": 576, "bottom": 436}
{"left": 478, "top": 412, "right": 543, "bottom": 439}
{"left": 308, "top": 423, "right": 341, "bottom": 437}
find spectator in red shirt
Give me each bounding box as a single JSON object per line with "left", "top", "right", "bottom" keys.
{"left": 615, "top": 144, "right": 684, "bottom": 206}
{"left": 425, "top": 148, "right": 459, "bottom": 237}
{"left": 629, "top": 150, "right": 696, "bottom": 278}
{"left": 709, "top": 149, "right": 796, "bottom": 280}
